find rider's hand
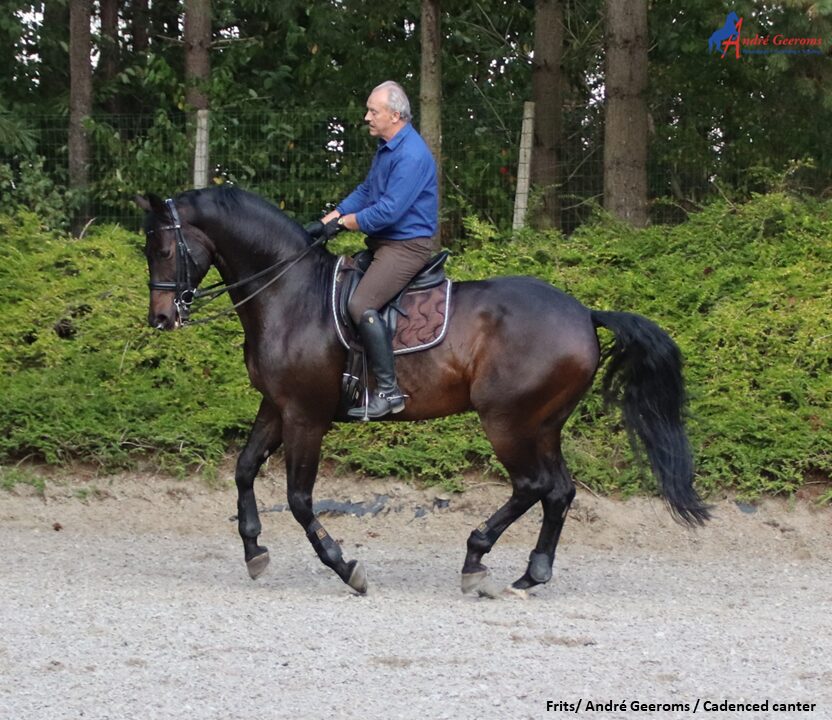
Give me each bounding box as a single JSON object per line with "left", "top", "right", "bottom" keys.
{"left": 322, "top": 217, "right": 345, "bottom": 240}
{"left": 304, "top": 220, "right": 325, "bottom": 238}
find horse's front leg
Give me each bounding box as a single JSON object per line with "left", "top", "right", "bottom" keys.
{"left": 283, "top": 415, "right": 367, "bottom": 594}
{"left": 236, "top": 399, "right": 283, "bottom": 579}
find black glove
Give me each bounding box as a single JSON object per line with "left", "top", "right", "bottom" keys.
{"left": 322, "top": 218, "right": 345, "bottom": 240}
{"left": 304, "top": 220, "right": 325, "bottom": 238}
{"left": 304, "top": 218, "right": 345, "bottom": 241}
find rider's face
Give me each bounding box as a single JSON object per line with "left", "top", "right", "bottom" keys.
{"left": 364, "top": 90, "right": 401, "bottom": 142}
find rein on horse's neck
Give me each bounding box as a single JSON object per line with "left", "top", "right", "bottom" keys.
{"left": 183, "top": 190, "right": 334, "bottom": 320}
{"left": 194, "top": 194, "right": 311, "bottom": 270}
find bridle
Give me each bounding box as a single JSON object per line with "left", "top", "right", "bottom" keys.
{"left": 147, "top": 199, "right": 198, "bottom": 323}
{"left": 147, "top": 198, "right": 325, "bottom": 326}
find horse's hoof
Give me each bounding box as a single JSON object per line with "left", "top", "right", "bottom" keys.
{"left": 347, "top": 560, "right": 368, "bottom": 594}
{"left": 504, "top": 585, "right": 529, "bottom": 600}
{"left": 461, "top": 570, "right": 485, "bottom": 594}
{"left": 246, "top": 550, "right": 270, "bottom": 580}
{"left": 461, "top": 571, "right": 503, "bottom": 599}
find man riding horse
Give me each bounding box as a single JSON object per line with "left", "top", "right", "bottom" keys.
{"left": 319, "top": 80, "right": 439, "bottom": 420}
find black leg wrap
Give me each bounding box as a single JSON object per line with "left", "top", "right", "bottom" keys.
{"left": 527, "top": 550, "right": 553, "bottom": 584}
{"left": 306, "top": 520, "right": 343, "bottom": 569}
{"left": 467, "top": 525, "right": 500, "bottom": 556}
{"left": 237, "top": 503, "right": 261, "bottom": 540}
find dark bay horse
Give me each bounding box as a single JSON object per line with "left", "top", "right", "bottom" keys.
{"left": 137, "top": 186, "right": 709, "bottom": 597}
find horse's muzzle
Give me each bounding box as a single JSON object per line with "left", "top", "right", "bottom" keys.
{"left": 149, "top": 311, "right": 178, "bottom": 331}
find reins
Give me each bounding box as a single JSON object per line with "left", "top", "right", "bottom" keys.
{"left": 148, "top": 198, "right": 326, "bottom": 326}
{"left": 186, "top": 235, "right": 325, "bottom": 325}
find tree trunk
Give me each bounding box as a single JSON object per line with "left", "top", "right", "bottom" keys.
{"left": 131, "top": 0, "right": 149, "bottom": 53}
{"left": 185, "top": 0, "right": 211, "bottom": 187}
{"left": 39, "top": 1, "right": 69, "bottom": 104}
{"left": 99, "top": 0, "right": 120, "bottom": 113}
{"left": 69, "top": 0, "right": 93, "bottom": 235}
{"left": 603, "top": 0, "right": 648, "bottom": 227}
{"left": 184, "top": 0, "right": 211, "bottom": 112}
{"left": 530, "top": 0, "right": 563, "bottom": 231}
{"left": 419, "top": 0, "right": 442, "bottom": 241}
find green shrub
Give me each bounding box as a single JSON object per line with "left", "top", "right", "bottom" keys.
{"left": 0, "top": 193, "right": 829, "bottom": 500}
{"left": 0, "top": 157, "right": 71, "bottom": 231}
{"left": 0, "top": 211, "right": 257, "bottom": 473}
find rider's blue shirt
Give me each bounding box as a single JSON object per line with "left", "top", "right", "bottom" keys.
{"left": 336, "top": 123, "right": 438, "bottom": 240}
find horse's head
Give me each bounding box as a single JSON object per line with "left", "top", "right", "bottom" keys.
{"left": 135, "top": 193, "right": 213, "bottom": 330}
{"left": 727, "top": 11, "right": 739, "bottom": 27}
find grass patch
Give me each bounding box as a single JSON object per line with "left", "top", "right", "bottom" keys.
{"left": 0, "top": 465, "right": 46, "bottom": 495}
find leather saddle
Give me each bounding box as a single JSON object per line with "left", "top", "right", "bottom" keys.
{"left": 331, "top": 250, "right": 453, "bottom": 418}
{"left": 332, "top": 250, "right": 453, "bottom": 355}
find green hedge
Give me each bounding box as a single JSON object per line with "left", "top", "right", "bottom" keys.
{"left": 1, "top": 194, "right": 829, "bottom": 500}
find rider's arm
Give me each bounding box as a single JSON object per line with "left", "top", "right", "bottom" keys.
{"left": 354, "top": 152, "right": 434, "bottom": 235}
{"left": 336, "top": 180, "right": 371, "bottom": 217}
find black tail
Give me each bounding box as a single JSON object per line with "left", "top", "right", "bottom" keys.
{"left": 591, "top": 310, "right": 710, "bottom": 526}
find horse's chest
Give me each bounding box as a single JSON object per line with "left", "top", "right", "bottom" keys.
{"left": 244, "top": 341, "right": 293, "bottom": 399}
{"left": 243, "top": 341, "right": 267, "bottom": 393}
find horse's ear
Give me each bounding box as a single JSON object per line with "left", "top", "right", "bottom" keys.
{"left": 134, "top": 193, "right": 166, "bottom": 215}
{"left": 134, "top": 194, "right": 152, "bottom": 212}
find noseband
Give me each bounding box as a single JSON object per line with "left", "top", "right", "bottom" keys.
{"left": 147, "top": 198, "right": 326, "bottom": 326}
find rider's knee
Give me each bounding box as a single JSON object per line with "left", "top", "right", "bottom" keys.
{"left": 350, "top": 300, "right": 383, "bottom": 327}
{"left": 348, "top": 296, "right": 368, "bottom": 326}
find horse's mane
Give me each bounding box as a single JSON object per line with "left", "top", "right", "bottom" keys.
{"left": 181, "top": 185, "right": 312, "bottom": 256}
{"left": 178, "top": 185, "right": 333, "bottom": 303}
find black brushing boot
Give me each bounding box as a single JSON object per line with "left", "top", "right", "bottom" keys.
{"left": 348, "top": 309, "right": 406, "bottom": 420}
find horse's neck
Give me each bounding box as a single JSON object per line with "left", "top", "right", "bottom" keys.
{"left": 206, "top": 217, "right": 306, "bottom": 279}
{"left": 197, "top": 212, "right": 334, "bottom": 333}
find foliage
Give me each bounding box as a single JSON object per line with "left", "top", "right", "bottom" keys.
{"left": 1, "top": 193, "right": 829, "bottom": 501}
{"left": 0, "top": 106, "right": 36, "bottom": 155}
{"left": 0, "top": 155, "right": 71, "bottom": 230}
{"left": 88, "top": 109, "right": 190, "bottom": 224}
{"left": 0, "top": 211, "right": 258, "bottom": 473}
{"left": 648, "top": 1, "right": 832, "bottom": 201}
{"left": 2, "top": 2, "right": 832, "bottom": 234}
{"left": 325, "top": 415, "right": 503, "bottom": 492}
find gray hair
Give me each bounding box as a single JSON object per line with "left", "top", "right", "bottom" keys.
{"left": 373, "top": 81, "right": 412, "bottom": 122}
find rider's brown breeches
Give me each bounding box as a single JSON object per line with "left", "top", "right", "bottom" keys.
{"left": 347, "top": 236, "right": 436, "bottom": 325}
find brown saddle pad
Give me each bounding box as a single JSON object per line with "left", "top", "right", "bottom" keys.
{"left": 331, "top": 256, "right": 452, "bottom": 355}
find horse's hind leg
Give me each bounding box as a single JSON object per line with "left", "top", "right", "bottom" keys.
{"left": 511, "top": 452, "right": 575, "bottom": 591}
{"left": 462, "top": 421, "right": 546, "bottom": 597}
{"left": 236, "top": 399, "right": 283, "bottom": 579}
{"left": 283, "top": 416, "right": 367, "bottom": 594}
{"left": 462, "top": 484, "right": 541, "bottom": 597}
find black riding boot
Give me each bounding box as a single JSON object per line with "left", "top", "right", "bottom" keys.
{"left": 348, "top": 310, "right": 406, "bottom": 420}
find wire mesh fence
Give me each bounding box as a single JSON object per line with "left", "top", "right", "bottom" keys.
{"left": 4, "top": 102, "right": 823, "bottom": 236}
{"left": 15, "top": 104, "right": 528, "bottom": 234}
